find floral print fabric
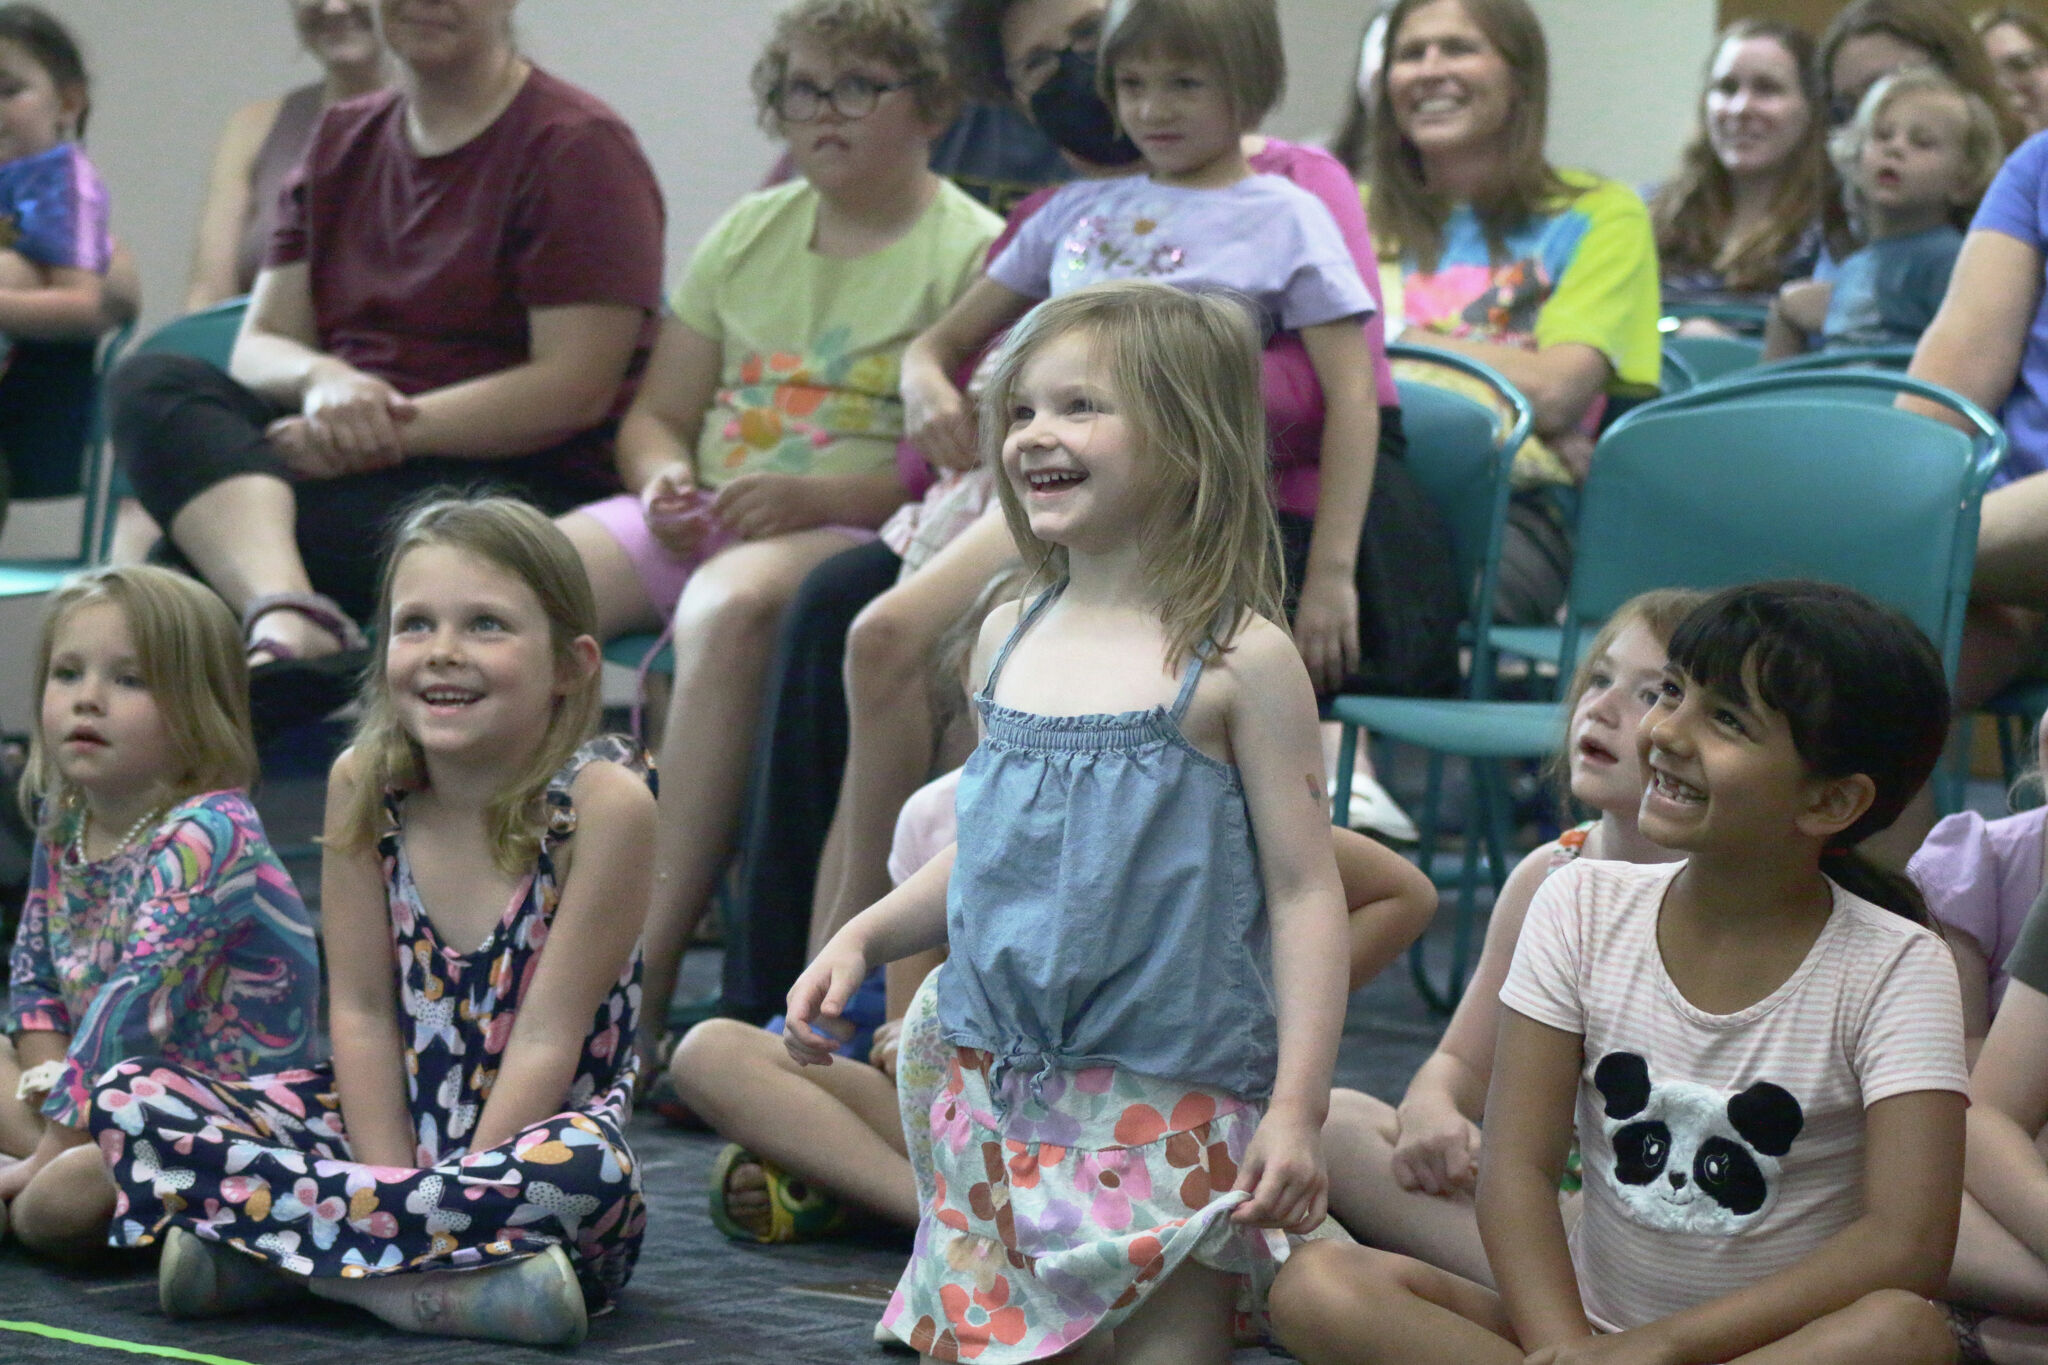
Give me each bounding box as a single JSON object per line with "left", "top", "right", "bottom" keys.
{"left": 882, "top": 1042, "right": 1283, "bottom": 1363}
{"left": 7, "top": 790, "right": 319, "bottom": 1126}
{"left": 90, "top": 740, "right": 648, "bottom": 1304}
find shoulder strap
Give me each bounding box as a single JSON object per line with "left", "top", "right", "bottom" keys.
{"left": 1166, "top": 640, "right": 1213, "bottom": 723}
{"left": 980, "top": 582, "right": 1065, "bottom": 695}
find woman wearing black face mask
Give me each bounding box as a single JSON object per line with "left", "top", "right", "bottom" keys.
{"left": 695, "top": 0, "right": 1424, "bottom": 1073}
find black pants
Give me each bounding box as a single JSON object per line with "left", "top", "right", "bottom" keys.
{"left": 722, "top": 537, "right": 902, "bottom": 1022}
{"left": 109, "top": 353, "right": 616, "bottom": 622}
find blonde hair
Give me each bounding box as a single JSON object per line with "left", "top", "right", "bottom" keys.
{"left": 1098, "top": 0, "right": 1285, "bottom": 130}
{"left": 984, "top": 281, "right": 1283, "bottom": 668}
{"left": 20, "top": 566, "right": 257, "bottom": 830}
{"left": 1545, "top": 588, "right": 1706, "bottom": 812}
{"left": 1650, "top": 21, "right": 1826, "bottom": 295}
{"left": 751, "top": 0, "right": 959, "bottom": 132}
{"left": 332, "top": 496, "right": 601, "bottom": 877}
{"left": 1368, "top": 0, "right": 1570, "bottom": 272}
{"left": 1830, "top": 66, "right": 2006, "bottom": 233}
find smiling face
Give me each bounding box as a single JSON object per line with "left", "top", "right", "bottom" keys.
{"left": 384, "top": 543, "right": 573, "bottom": 768}
{"left": 0, "top": 37, "right": 78, "bottom": 163}
{"left": 1828, "top": 29, "right": 1929, "bottom": 126}
{"left": 777, "top": 34, "right": 934, "bottom": 195}
{"left": 1637, "top": 656, "right": 1827, "bottom": 853}
{"left": 1385, "top": 0, "right": 1515, "bottom": 162}
{"left": 1567, "top": 619, "right": 1668, "bottom": 817}
{"left": 1112, "top": 49, "right": 1241, "bottom": 185}
{"left": 292, "top": 0, "right": 381, "bottom": 73}
{"left": 1986, "top": 20, "right": 2048, "bottom": 136}
{"left": 377, "top": 0, "right": 515, "bottom": 75}
{"left": 1705, "top": 34, "right": 1812, "bottom": 182}
{"left": 1857, "top": 85, "right": 1972, "bottom": 215}
{"left": 1000, "top": 328, "right": 1149, "bottom": 556}
{"left": 39, "top": 601, "right": 174, "bottom": 813}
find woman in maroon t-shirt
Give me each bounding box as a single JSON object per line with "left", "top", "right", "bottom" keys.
{"left": 109, "top": 0, "right": 664, "bottom": 731}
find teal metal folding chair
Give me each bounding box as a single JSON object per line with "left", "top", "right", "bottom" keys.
{"left": 1659, "top": 302, "right": 1769, "bottom": 386}
{"left": 129, "top": 296, "right": 247, "bottom": 369}
{"left": 1336, "top": 368, "right": 2003, "bottom": 1009}
{"left": 1329, "top": 346, "right": 1531, "bottom": 1009}
{"left": 0, "top": 321, "right": 134, "bottom": 597}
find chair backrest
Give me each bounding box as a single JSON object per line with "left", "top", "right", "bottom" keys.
{"left": 1386, "top": 342, "right": 1533, "bottom": 691}
{"left": 1560, "top": 370, "right": 2005, "bottom": 685}
{"left": 130, "top": 296, "right": 248, "bottom": 369}
{"left": 1662, "top": 331, "right": 1764, "bottom": 385}
{"left": 1660, "top": 345, "right": 1698, "bottom": 395}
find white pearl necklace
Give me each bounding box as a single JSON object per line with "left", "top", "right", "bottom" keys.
{"left": 75, "top": 801, "right": 168, "bottom": 862}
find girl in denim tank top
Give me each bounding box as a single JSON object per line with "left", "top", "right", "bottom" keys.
{"left": 788, "top": 281, "right": 1350, "bottom": 1363}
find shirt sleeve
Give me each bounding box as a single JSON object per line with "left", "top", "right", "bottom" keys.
{"left": 1910, "top": 811, "right": 2000, "bottom": 957}
{"left": 3, "top": 147, "right": 111, "bottom": 272}
{"left": 1498, "top": 859, "right": 1589, "bottom": 1035}
{"left": 1853, "top": 928, "right": 1970, "bottom": 1106}
{"left": 1276, "top": 190, "right": 1376, "bottom": 331}
{"left": 985, "top": 185, "right": 1074, "bottom": 300}
{"left": 1974, "top": 129, "right": 2048, "bottom": 248}
{"left": 42, "top": 807, "right": 250, "bottom": 1126}
{"left": 669, "top": 199, "right": 744, "bottom": 342}
{"left": 6, "top": 841, "right": 68, "bottom": 1037}
{"left": 507, "top": 116, "right": 665, "bottom": 311}
{"left": 1533, "top": 180, "right": 1664, "bottom": 391}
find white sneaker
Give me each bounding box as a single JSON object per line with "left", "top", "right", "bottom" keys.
{"left": 1331, "top": 770, "right": 1419, "bottom": 844}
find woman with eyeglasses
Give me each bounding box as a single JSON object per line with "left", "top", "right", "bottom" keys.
{"left": 107, "top": 0, "right": 664, "bottom": 734}
{"left": 557, "top": 0, "right": 1002, "bottom": 1085}
{"left": 1979, "top": 7, "right": 2048, "bottom": 140}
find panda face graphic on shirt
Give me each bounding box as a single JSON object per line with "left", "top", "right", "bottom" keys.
{"left": 1592, "top": 1051, "right": 1805, "bottom": 1236}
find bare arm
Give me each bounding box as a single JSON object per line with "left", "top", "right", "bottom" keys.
{"left": 1393, "top": 841, "right": 1560, "bottom": 1195}
{"left": 470, "top": 762, "right": 653, "bottom": 1152}
{"left": 0, "top": 265, "right": 107, "bottom": 340}
{"left": 1950, "top": 930, "right": 1992, "bottom": 1067}
{"left": 185, "top": 97, "right": 278, "bottom": 312}
{"left": 1966, "top": 979, "right": 2048, "bottom": 1259}
{"left": 612, "top": 316, "right": 722, "bottom": 494}
{"left": 1903, "top": 229, "right": 2041, "bottom": 430}
{"left": 1227, "top": 618, "right": 1351, "bottom": 1231}
{"left": 320, "top": 751, "right": 418, "bottom": 1169}
{"left": 1295, "top": 320, "right": 1381, "bottom": 692}
{"left": 1333, "top": 824, "right": 1435, "bottom": 992}
{"left": 1478, "top": 1008, "right": 1592, "bottom": 1352}
{"left": 1763, "top": 279, "right": 1832, "bottom": 361}
{"left": 899, "top": 275, "right": 1033, "bottom": 469}
{"left": 1416, "top": 336, "right": 1612, "bottom": 442}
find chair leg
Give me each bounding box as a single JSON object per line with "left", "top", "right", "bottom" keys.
{"left": 1411, "top": 757, "right": 1486, "bottom": 1016}
{"left": 1332, "top": 723, "right": 1359, "bottom": 827}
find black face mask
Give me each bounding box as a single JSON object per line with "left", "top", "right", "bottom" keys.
{"left": 1027, "top": 48, "right": 1142, "bottom": 168}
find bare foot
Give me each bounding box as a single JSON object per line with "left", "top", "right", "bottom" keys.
{"left": 720, "top": 1158, "right": 773, "bottom": 1239}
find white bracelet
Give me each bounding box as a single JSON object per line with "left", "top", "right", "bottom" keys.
{"left": 15, "top": 1060, "right": 64, "bottom": 1103}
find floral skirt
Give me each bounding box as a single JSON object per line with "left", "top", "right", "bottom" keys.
{"left": 88, "top": 1061, "right": 646, "bottom": 1308}
{"left": 882, "top": 1037, "right": 1285, "bottom": 1363}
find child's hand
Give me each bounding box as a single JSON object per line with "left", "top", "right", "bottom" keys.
{"left": 1389, "top": 1098, "right": 1483, "bottom": 1196}
{"left": 869, "top": 1019, "right": 904, "bottom": 1079}
{"left": 1231, "top": 1103, "right": 1328, "bottom": 1233}
{"left": 639, "top": 462, "right": 717, "bottom": 557}
{"left": 1292, "top": 567, "right": 1361, "bottom": 694}
{"left": 903, "top": 371, "right": 978, "bottom": 472}
{"left": 784, "top": 942, "right": 869, "bottom": 1068}
{"left": 713, "top": 474, "right": 823, "bottom": 541}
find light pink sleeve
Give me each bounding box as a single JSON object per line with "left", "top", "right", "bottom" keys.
{"left": 1257, "top": 139, "right": 1398, "bottom": 407}
{"left": 1498, "top": 858, "right": 1590, "bottom": 1035}
{"left": 1853, "top": 928, "right": 1971, "bottom": 1106}
{"left": 886, "top": 769, "right": 963, "bottom": 887}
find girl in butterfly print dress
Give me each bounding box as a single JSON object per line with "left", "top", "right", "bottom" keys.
{"left": 92, "top": 499, "right": 655, "bottom": 1347}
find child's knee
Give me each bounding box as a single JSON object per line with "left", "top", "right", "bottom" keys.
{"left": 1270, "top": 1242, "right": 1411, "bottom": 1341}
{"left": 673, "top": 563, "right": 791, "bottom": 639}
{"left": 846, "top": 594, "right": 937, "bottom": 691}
{"left": 1822, "top": 1290, "right": 1954, "bottom": 1362}
{"left": 11, "top": 1147, "right": 115, "bottom": 1256}
{"left": 668, "top": 1017, "right": 772, "bottom": 1109}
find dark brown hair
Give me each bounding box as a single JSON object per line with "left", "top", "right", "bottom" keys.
{"left": 0, "top": 4, "right": 88, "bottom": 138}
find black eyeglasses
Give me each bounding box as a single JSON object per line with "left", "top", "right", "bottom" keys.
{"left": 775, "top": 73, "right": 918, "bottom": 122}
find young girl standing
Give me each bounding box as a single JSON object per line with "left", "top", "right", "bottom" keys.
{"left": 1273, "top": 581, "right": 1969, "bottom": 1365}
{"left": 91, "top": 499, "right": 655, "bottom": 1347}
{"left": 1321, "top": 590, "right": 1699, "bottom": 1283}
{"left": 789, "top": 280, "right": 1351, "bottom": 1363}
{"left": 1, "top": 566, "right": 318, "bottom": 1257}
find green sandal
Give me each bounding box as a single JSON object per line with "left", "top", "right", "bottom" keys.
{"left": 707, "top": 1142, "right": 849, "bottom": 1244}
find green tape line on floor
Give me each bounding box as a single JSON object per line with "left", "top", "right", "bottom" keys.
{"left": 0, "top": 1319, "right": 260, "bottom": 1365}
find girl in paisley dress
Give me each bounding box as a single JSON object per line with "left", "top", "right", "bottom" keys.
{"left": 2, "top": 565, "right": 318, "bottom": 1258}
{"left": 91, "top": 498, "right": 655, "bottom": 1346}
